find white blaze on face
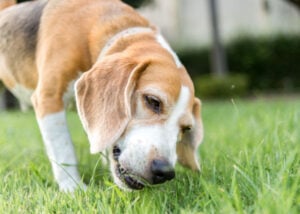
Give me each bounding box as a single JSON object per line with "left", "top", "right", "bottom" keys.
{"left": 165, "top": 86, "right": 191, "bottom": 162}
{"left": 118, "top": 86, "right": 191, "bottom": 176}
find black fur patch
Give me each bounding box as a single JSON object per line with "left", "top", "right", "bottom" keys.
{"left": 0, "top": 1, "right": 46, "bottom": 54}
{"left": 17, "top": 1, "right": 47, "bottom": 52}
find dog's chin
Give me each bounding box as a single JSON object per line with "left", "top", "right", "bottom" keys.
{"left": 111, "top": 146, "right": 146, "bottom": 190}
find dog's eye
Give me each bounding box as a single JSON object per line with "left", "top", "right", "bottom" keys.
{"left": 144, "top": 95, "right": 162, "bottom": 114}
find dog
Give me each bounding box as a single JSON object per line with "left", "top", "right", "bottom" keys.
{"left": 0, "top": 0, "right": 204, "bottom": 192}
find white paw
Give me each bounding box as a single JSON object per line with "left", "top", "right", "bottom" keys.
{"left": 59, "top": 178, "right": 87, "bottom": 193}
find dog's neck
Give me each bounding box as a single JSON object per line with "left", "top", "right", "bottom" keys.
{"left": 97, "top": 26, "right": 154, "bottom": 61}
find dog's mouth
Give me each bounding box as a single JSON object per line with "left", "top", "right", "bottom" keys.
{"left": 116, "top": 164, "right": 145, "bottom": 190}
{"left": 113, "top": 146, "right": 146, "bottom": 190}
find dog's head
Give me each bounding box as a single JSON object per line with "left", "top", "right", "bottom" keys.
{"left": 75, "top": 50, "right": 203, "bottom": 190}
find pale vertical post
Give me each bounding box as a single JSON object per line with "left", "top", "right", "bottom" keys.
{"left": 208, "top": 0, "right": 228, "bottom": 77}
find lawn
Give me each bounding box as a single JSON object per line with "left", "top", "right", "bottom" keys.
{"left": 0, "top": 98, "right": 299, "bottom": 213}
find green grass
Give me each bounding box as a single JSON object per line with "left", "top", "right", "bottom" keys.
{"left": 0, "top": 98, "right": 299, "bottom": 213}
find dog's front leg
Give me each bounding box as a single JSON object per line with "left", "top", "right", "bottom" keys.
{"left": 31, "top": 87, "right": 86, "bottom": 192}
{"left": 32, "top": 16, "right": 89, "bottom": 191}
{"left": 37, "top": 110, "right": 86, "bottom": 192}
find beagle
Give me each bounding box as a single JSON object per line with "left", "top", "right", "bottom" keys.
{"left": 0, "top": 0, "right": 203, "bottom": 192}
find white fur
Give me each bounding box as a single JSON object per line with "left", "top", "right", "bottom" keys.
{"left": 156, "top": 34, "right": 183, "bottom": 68}
{"left": 166, "top": 87, "right": 191, "bottom": 128}
{"left": 63, "top": 78, "right": 77, "bottom": 107}
{"left": 37, "top": 111, "right": 86, "bottom": 192}
{"left": 10, "top": 84, "right": 33, "bottom": 105}
{"left": 10, "top": 84, "right": 33, "bottom": 111}
{"left": 117, "top": 86, "right": 190, "bottom": 178}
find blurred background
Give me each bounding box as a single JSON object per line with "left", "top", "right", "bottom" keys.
{"left": 137, "top": 0, "right": 300, "bottom": 99}
{"left": 1, "top": 0, "right": 300, "bottom": 109}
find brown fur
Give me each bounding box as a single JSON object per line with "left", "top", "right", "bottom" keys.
{"left": 0, "top": 0, "right": 15, "bottom": 11}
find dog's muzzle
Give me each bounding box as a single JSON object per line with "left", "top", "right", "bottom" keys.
{"left": 113, "top": 146, "right": 175, "bottom": 190}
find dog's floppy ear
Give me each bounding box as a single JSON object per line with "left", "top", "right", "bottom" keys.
{"left": 177, "top": 98, "right": 204, "bottom": 171}
{"left": 75, "top": 55, "right": 149, "bottom": 153}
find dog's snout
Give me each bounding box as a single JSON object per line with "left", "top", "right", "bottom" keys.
{"left": 151, "top": 159, "right": 175, "bottom": 184}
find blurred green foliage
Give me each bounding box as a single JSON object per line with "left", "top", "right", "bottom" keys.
{"left": 227, "top": 35, "right": 300, "bottom": 91}
{"left": 194, "top": 74, "right": 249, "bottom": 99}
{"left": 179, "top": 35, "right": 300, "bottom": 94}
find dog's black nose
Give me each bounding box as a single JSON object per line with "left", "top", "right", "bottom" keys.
{"left": 151, "top": 159, "right": 175, "bottom": 184}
